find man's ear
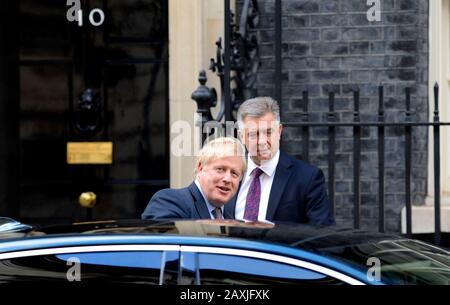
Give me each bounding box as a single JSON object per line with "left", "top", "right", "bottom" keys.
{"left": 196, "top": 162, "right": 203, "bottom": 175}
{"left": 278, "top": 123, "right": 283, "bottom": 136}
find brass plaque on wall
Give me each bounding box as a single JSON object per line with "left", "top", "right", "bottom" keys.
{"left": 67, "top": 142, "right": 113, "bottom": 164}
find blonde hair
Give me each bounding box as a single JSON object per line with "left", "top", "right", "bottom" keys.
{"left": 196, "top": 137, "right": 247, "bottom": 175}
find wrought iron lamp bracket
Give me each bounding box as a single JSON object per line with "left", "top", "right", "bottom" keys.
{"left": 192, "top": 0, "right": 260, "bottom": 126}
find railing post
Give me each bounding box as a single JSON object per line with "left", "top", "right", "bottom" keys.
{"left": 275, "top": 0, "right": 282, "bottom": 110}
{"left": 224, "top": 0, "right": 232, "bottom": 122}
{"left": 433, "top": 83, "right": 441, "bottom": 245}
{"left": 404, "top": 87, "right": 412, "bottom": 238}
{"left": 378, "top": 86, "right": 385, "bottom": 232}
{"left": 328, "top": 92, "right": 336, "bottom": 216}
{"left": 302, "top": 91, "right": 309, "bottom": 163}
{"left": 191, "top": 70, "right": 216, "bottom": 147}
{"left": 353, "top": 90, "right": 361, "bottom": 229}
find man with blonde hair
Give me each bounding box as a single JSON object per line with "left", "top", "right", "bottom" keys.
{"left": 142, "top": 137, "right": 247, "bottom": 219}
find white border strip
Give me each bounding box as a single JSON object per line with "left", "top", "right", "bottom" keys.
{"left": 181, "top": 246, "right": 365, "bottom": 285}
{"left": 0, "top": 245, "right": 180, "bottom": 260}
{"left": 0, "top": 244, "right": 366, "bottom": 285}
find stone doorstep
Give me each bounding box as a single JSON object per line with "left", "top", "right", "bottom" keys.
{"left": 401, "top": 205, "right": 450, "bottom": 234}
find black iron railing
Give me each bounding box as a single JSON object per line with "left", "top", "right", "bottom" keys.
{"left": 283, "top": 85, "right": 447, "bottom": 245}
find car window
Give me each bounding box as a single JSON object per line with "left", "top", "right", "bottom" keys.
{"left": 323, "top": 240, "right": 450, "bottom": 285}
{"left": 57, "top": 251, "right": 178, "bottom": 269}
{"left": 180, "top": 252, "right": 347, "bottom": 285}
{"left": 375, "top": 251, "right": 450, "bottom": 285}
{"left": 0, "top": 250, "right": 179, "bottom": 284}
{"left": 58, "top": 250, "right": 180, "bottom": 284}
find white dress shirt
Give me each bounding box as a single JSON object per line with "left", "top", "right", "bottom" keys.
{"left": 194, "top": 180, "right": 224, "bottom": 219}
{"left": 235, "top": 150, "right": 280, "bottom": 221}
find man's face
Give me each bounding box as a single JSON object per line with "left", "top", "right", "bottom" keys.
{"left": 196, "top": 156, "right": 244, "bottom": 206}
{"left": 239, "top": 112, "right": 282, "bottom": 165}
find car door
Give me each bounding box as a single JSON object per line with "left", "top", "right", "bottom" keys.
{"left": 0, "top": 244, "right": 179, "bottom": 284}
{"left": 178, "top": 246, "right": 361, "bottom": 285}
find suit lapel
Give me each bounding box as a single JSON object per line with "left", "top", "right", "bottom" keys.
{"left": 224, "top": 178, "right": 243, "bottom": 219}
{"left": 266, "top": 151, "right": 293, "bottom": 220}
{"left": 188, "top": 183, "right": 212, "bottom": 219}
{"left": 224, "top": 193, "right": 237, "bottom": 219}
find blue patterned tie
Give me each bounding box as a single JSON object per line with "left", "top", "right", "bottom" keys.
{"left": 244, "top": 168, "right": 264, "bottom": 221}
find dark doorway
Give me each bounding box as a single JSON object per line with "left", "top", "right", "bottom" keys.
{"left": 2, "top": 0, "right": 169, "bottom": 224}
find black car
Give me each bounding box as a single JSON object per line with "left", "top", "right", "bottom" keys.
{"left": 0, "top": 218, "right": 449, "bottom": 285}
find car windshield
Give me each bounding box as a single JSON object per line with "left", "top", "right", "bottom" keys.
{"left": 0, "top": 217, "right": 33, "bottom": 233}
{"left": 320, "top": 239, "right": 450, "bottom": 285}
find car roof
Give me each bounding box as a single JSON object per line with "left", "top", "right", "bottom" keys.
{"left": 6, "top": 219, "right": 401, "bottom": 251}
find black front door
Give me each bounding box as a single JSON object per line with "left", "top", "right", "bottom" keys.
{"left": 6, "top": 0, "right": 169, "bottom": 223}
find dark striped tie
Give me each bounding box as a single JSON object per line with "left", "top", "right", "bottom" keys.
{"left": 244, "top": 168, "right": 264, "bottom": 221}
{"left": 213, "top": 207, "right": 223, "bottom": 219}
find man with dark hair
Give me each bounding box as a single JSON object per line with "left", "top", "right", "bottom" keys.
{"left": 225, "top": 97, "right": 335, "bottom": 225}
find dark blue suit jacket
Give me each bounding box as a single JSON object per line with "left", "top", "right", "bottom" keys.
{"left": 141, "top": 183, "right": 233, "bottom": 220}
{"left": 225, "top": 151, "right": 335, "bottom": 225}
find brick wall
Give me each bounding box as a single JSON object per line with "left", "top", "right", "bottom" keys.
{"left": 238, "top": 0, "right": 429, "bottom": 232}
